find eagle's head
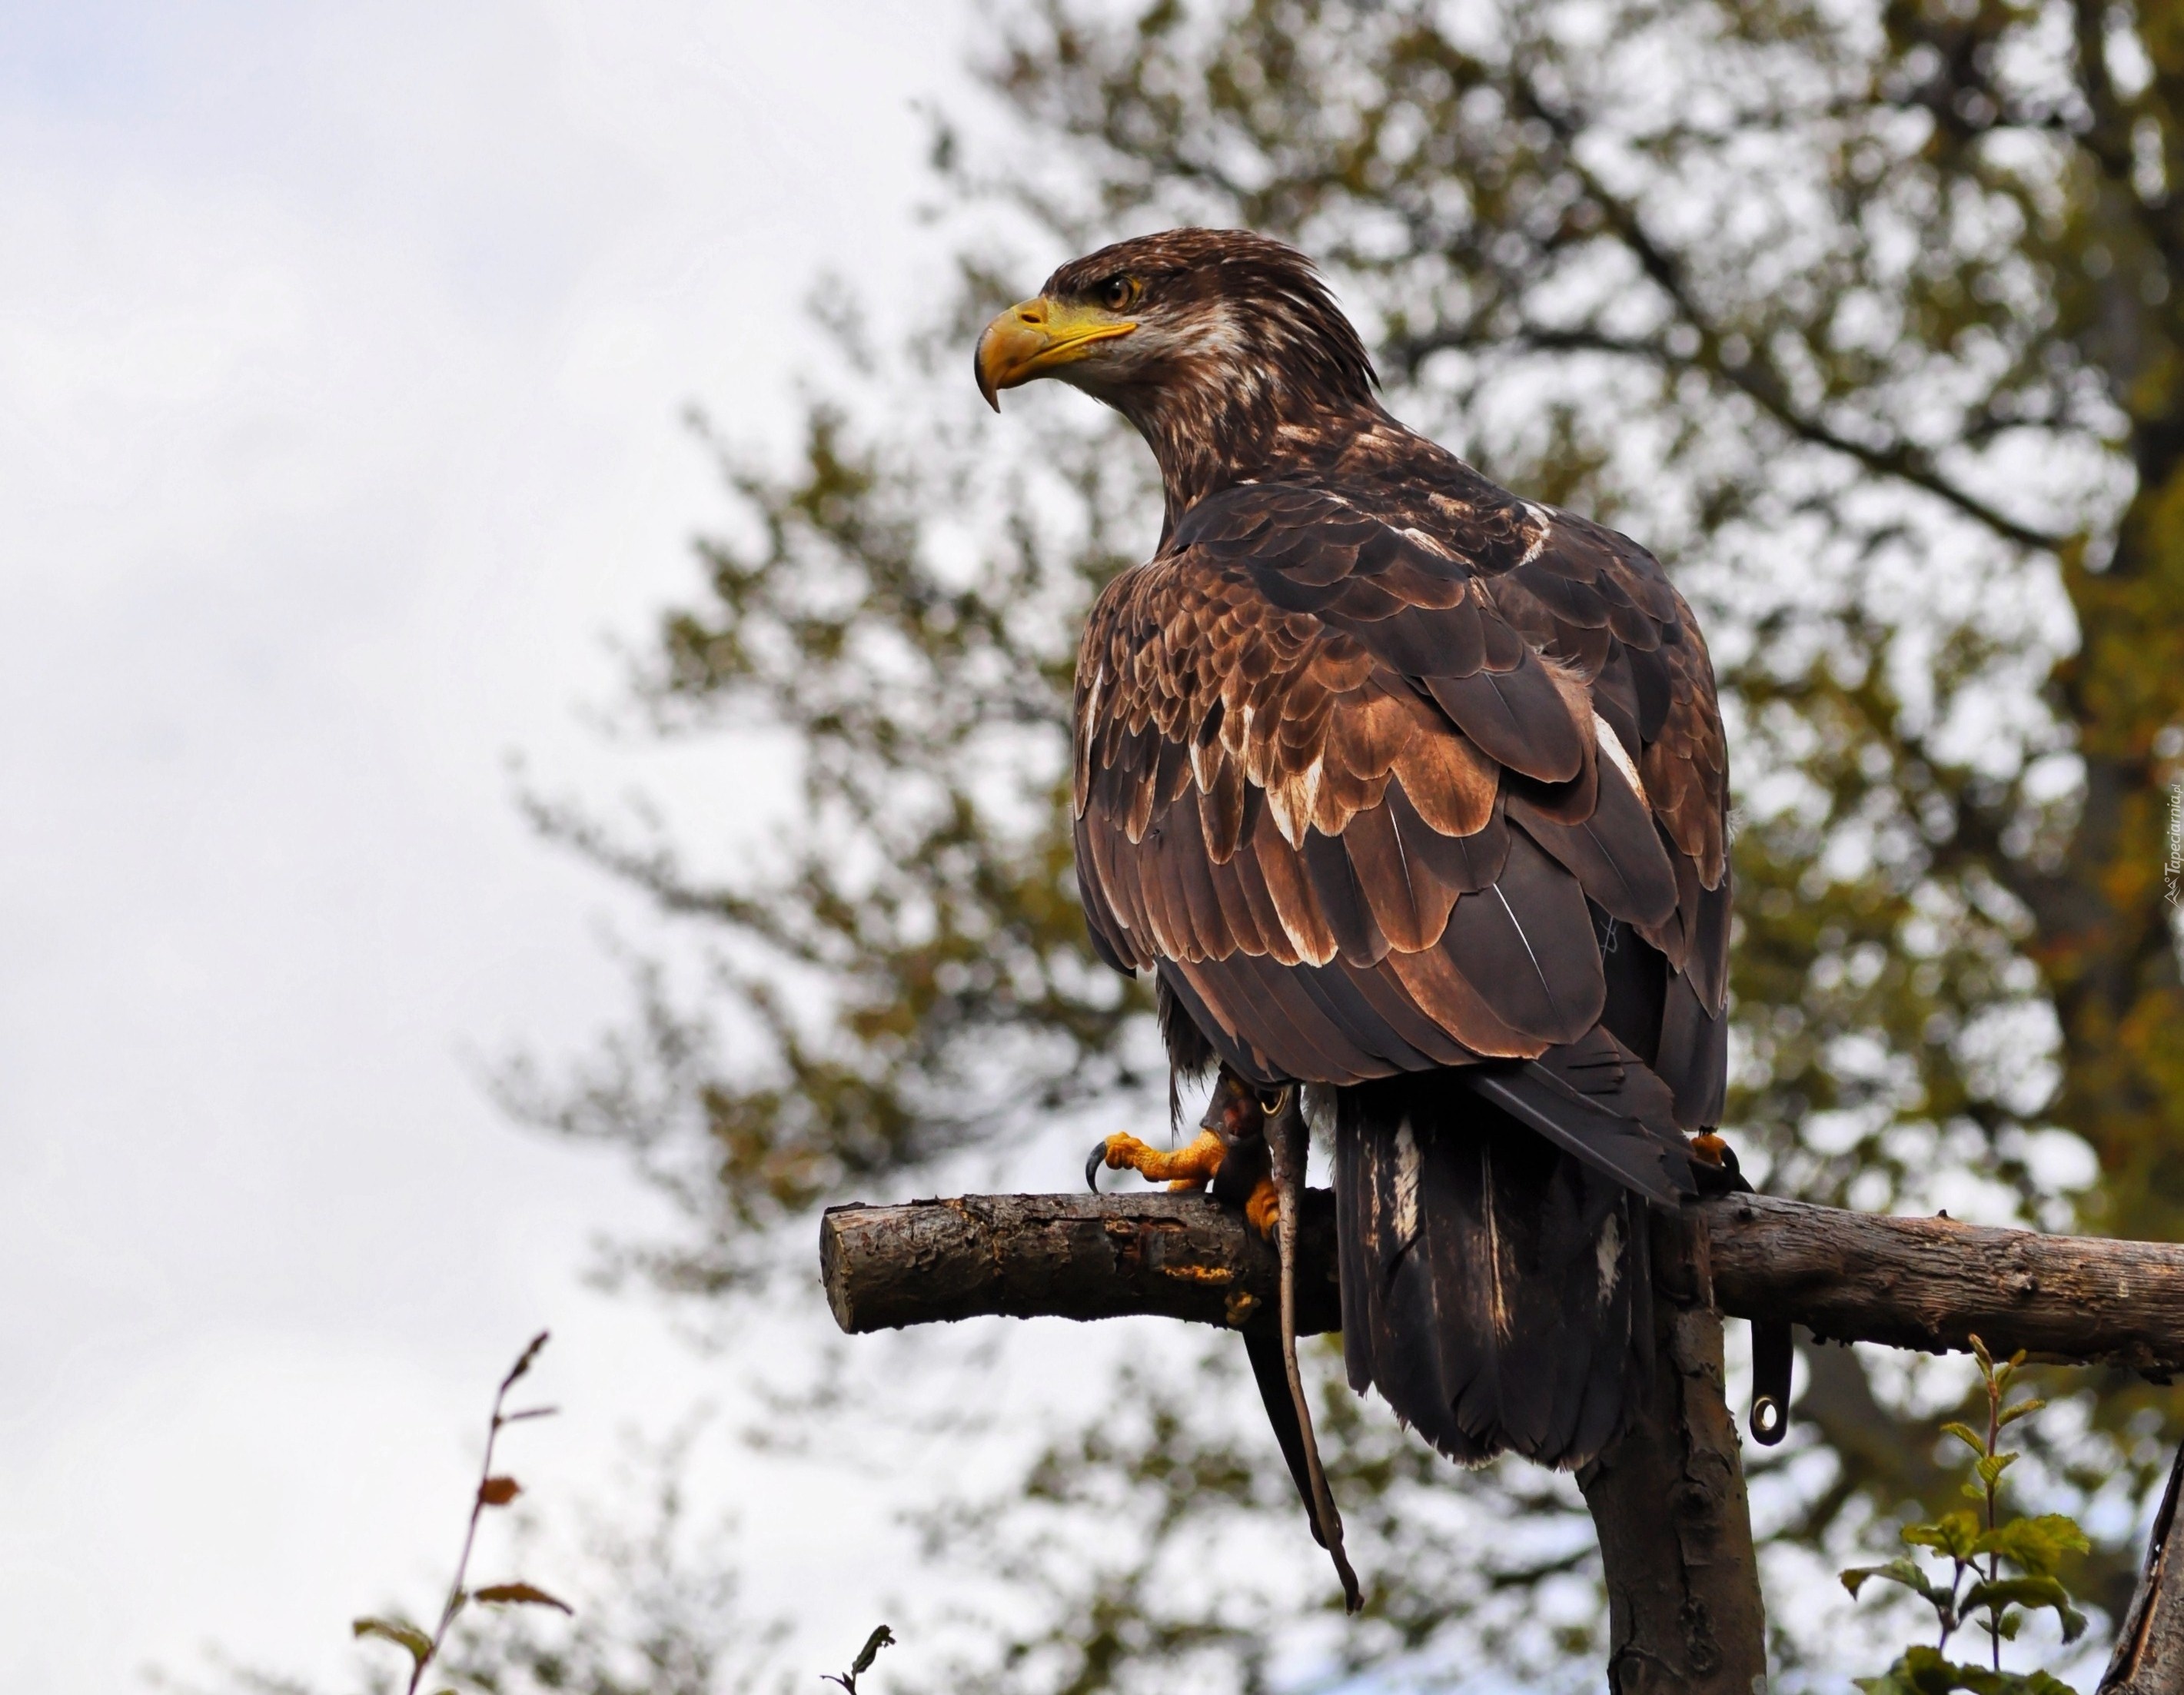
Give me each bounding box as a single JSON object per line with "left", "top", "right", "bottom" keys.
{"left": 975, "top": 228, "right": 1375, "bottom": 414}
{"left": 975, "top": 230, "right": 1379, "bottom": 514}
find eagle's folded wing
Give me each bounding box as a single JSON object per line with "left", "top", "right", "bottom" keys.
{"left": 1072, "top": 480, "right": 1729, "bottom": 1124}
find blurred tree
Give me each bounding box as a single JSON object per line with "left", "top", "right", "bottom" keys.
{"left": 507, "top": 0, "right": 2184, "bottom": 1685}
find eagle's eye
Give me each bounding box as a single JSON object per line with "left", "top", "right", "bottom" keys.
{"left": 1096, "top": 274, "right": 1141, "bottom": 312}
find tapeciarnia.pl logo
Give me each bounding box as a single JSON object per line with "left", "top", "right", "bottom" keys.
{"left": 2166, "top": 775, "right": 2182, "bottom": 907}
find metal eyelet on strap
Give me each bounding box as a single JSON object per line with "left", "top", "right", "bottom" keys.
{"left": 1258, "top": 1084, "right": 1294, "bottom": 1116}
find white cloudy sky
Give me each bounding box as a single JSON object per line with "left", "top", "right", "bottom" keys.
{"left": 0, "top": 4, "right": 1038, "bottom": 1688}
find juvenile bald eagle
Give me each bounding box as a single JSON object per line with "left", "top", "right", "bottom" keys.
{"left": 977, "top": 229, "right": 1751, "bottom": 1603}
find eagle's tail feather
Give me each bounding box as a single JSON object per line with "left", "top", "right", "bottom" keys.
{"left": 1334, "top": 1074, "right": 1656, "bottom": 1470}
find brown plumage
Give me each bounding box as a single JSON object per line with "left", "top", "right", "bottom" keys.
{"left": 979, "top": 228, "right": 1733, "bottom": 1530}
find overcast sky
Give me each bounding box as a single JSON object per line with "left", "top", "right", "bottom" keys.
{"left": 0, "top": 5, "right": 1022, "bottom": 1687}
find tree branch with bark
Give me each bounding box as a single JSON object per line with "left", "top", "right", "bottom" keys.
{"left": 822, "top": 1185, "right": 2184, "bottom": 1691}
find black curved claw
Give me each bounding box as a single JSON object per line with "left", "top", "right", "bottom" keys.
{"left": 1085, "top": 1138, "right": 1109, "bottom": 1193}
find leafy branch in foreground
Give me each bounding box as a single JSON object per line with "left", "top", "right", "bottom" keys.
{"left": 352, "top": 1331, "right": 572, "bottom": 1695}
{"left": 1842, "top": 1336, "right": 2090, "bottom": 1693}
{"left": 820, "top": 1624, "right": 895, "bottom": 1694}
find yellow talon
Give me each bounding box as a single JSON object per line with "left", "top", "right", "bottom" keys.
{"left": 1089, "top": 1128, "right": 1227, "bottom": 1188}
{"left": 1244, "top": 1175, "right": 1281, "bottom": 1238}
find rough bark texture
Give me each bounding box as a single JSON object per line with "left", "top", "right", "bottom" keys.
{"left": 2103, "top": 1438, "right": 2184, "bottom": 1693}
{"left": 823, "top": 1189, "right": 2184, "bottom": 1370}
{"left": 820, "top": 1188, "right": 1340, "bottom": 1335}
{"left": 1577, "top": 1210, "right": 1768, "bottom": 1695}
{"left": 1706, "top": 1193, "right": 2184, "bottom": 1373}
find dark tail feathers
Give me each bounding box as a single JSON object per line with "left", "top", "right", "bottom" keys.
{"left": 1335, "top": 1075, "right": 1657, "bottom": 1469}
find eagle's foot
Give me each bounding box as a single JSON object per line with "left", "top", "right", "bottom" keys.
{"left": 1244, "top": 1175, "right": 1280, "bottom": 1238}
{"left": 1085, "top": 1128, "right": 1227, "bottom": 1193}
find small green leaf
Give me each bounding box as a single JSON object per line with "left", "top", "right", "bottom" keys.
{"left": 1857, "top": 1645, "right": 2079, "bottom": 1693}
{"left": 1853, "top": 1646, "right": 1962, "bottom": 1693}
{"left": 1997, "top": 1398, "right": 2046, "bottom": 1428}
{"left": 1974, "top": 1452, "right": 2019, "bottom": 1491}
{"left": 473, "top": 1581, "right": 573, "bottom": 1614}
{"left": 352, "top": 1617, "right": 434, "bottom": 1664}
{"left": 1940, "top": 1422, "right": 1987, "bottom": 1457}
{"left": 1975, "top": 1514, "right": 2089, "bottom": 1579}
{"left": 1905, "top": 1511, "right": 1980, "bottom": 1560}
{"left": 1960, "top": 1576, "right": 2088, "bottom": 1643}
{"left": 1842, "top": 1558, "right": 1945, "bottom": 1604}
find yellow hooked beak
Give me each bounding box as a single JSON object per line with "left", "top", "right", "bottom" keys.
{"left": 974, "top": 296, "right": 1139, "bottom": 410}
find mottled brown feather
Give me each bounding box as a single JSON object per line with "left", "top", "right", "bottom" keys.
{"left": 1072, "top": 467, "right": 1727, "bottom": 1114}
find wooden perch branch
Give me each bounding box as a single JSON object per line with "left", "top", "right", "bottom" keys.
{"left": 822, "top": 1188, "right": 2184, "bottom": 1372}
{"left": 823, "top": 1182, "right": 2184, "bottom": 1690}
{"left": 1581, "top": 1210, "right": 1767, "bottom": 1693}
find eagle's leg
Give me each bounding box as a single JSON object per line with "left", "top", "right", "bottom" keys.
{"left": 1084, "top": 1129, "right": 1227, "bottom": 1192}
{"left": 1264, "top": 1086, "right": 1364, "bottom": 1614}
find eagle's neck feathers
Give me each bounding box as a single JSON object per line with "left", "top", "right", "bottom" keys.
{"left": 1080, "top": 287, "right": 1385, "bottom": 537}
{"left": 1129, "top": 384, "right": 1382, "bottom": 534}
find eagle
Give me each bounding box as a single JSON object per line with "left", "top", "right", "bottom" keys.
{"left": 975, "top": 228, "right": 1769, "bottom": 1608}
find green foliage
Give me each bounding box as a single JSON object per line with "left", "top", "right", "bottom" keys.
{"left": 1850, "top": 1644, "right": 2079, "bottom": 1695}
{"left": 1843, "top": 1338, "right": 2091, "bottom": 1691}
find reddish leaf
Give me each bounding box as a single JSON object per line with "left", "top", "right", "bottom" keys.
{"left": 477, "top": 1476, "right": 521, "bottom": 1506}
{"left": 474, "top": 1581, "right": 572, "bottom": 1614}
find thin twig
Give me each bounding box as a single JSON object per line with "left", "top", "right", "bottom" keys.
{"left": 408, "top": 1331, "right": 552, "bottom": 1695}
